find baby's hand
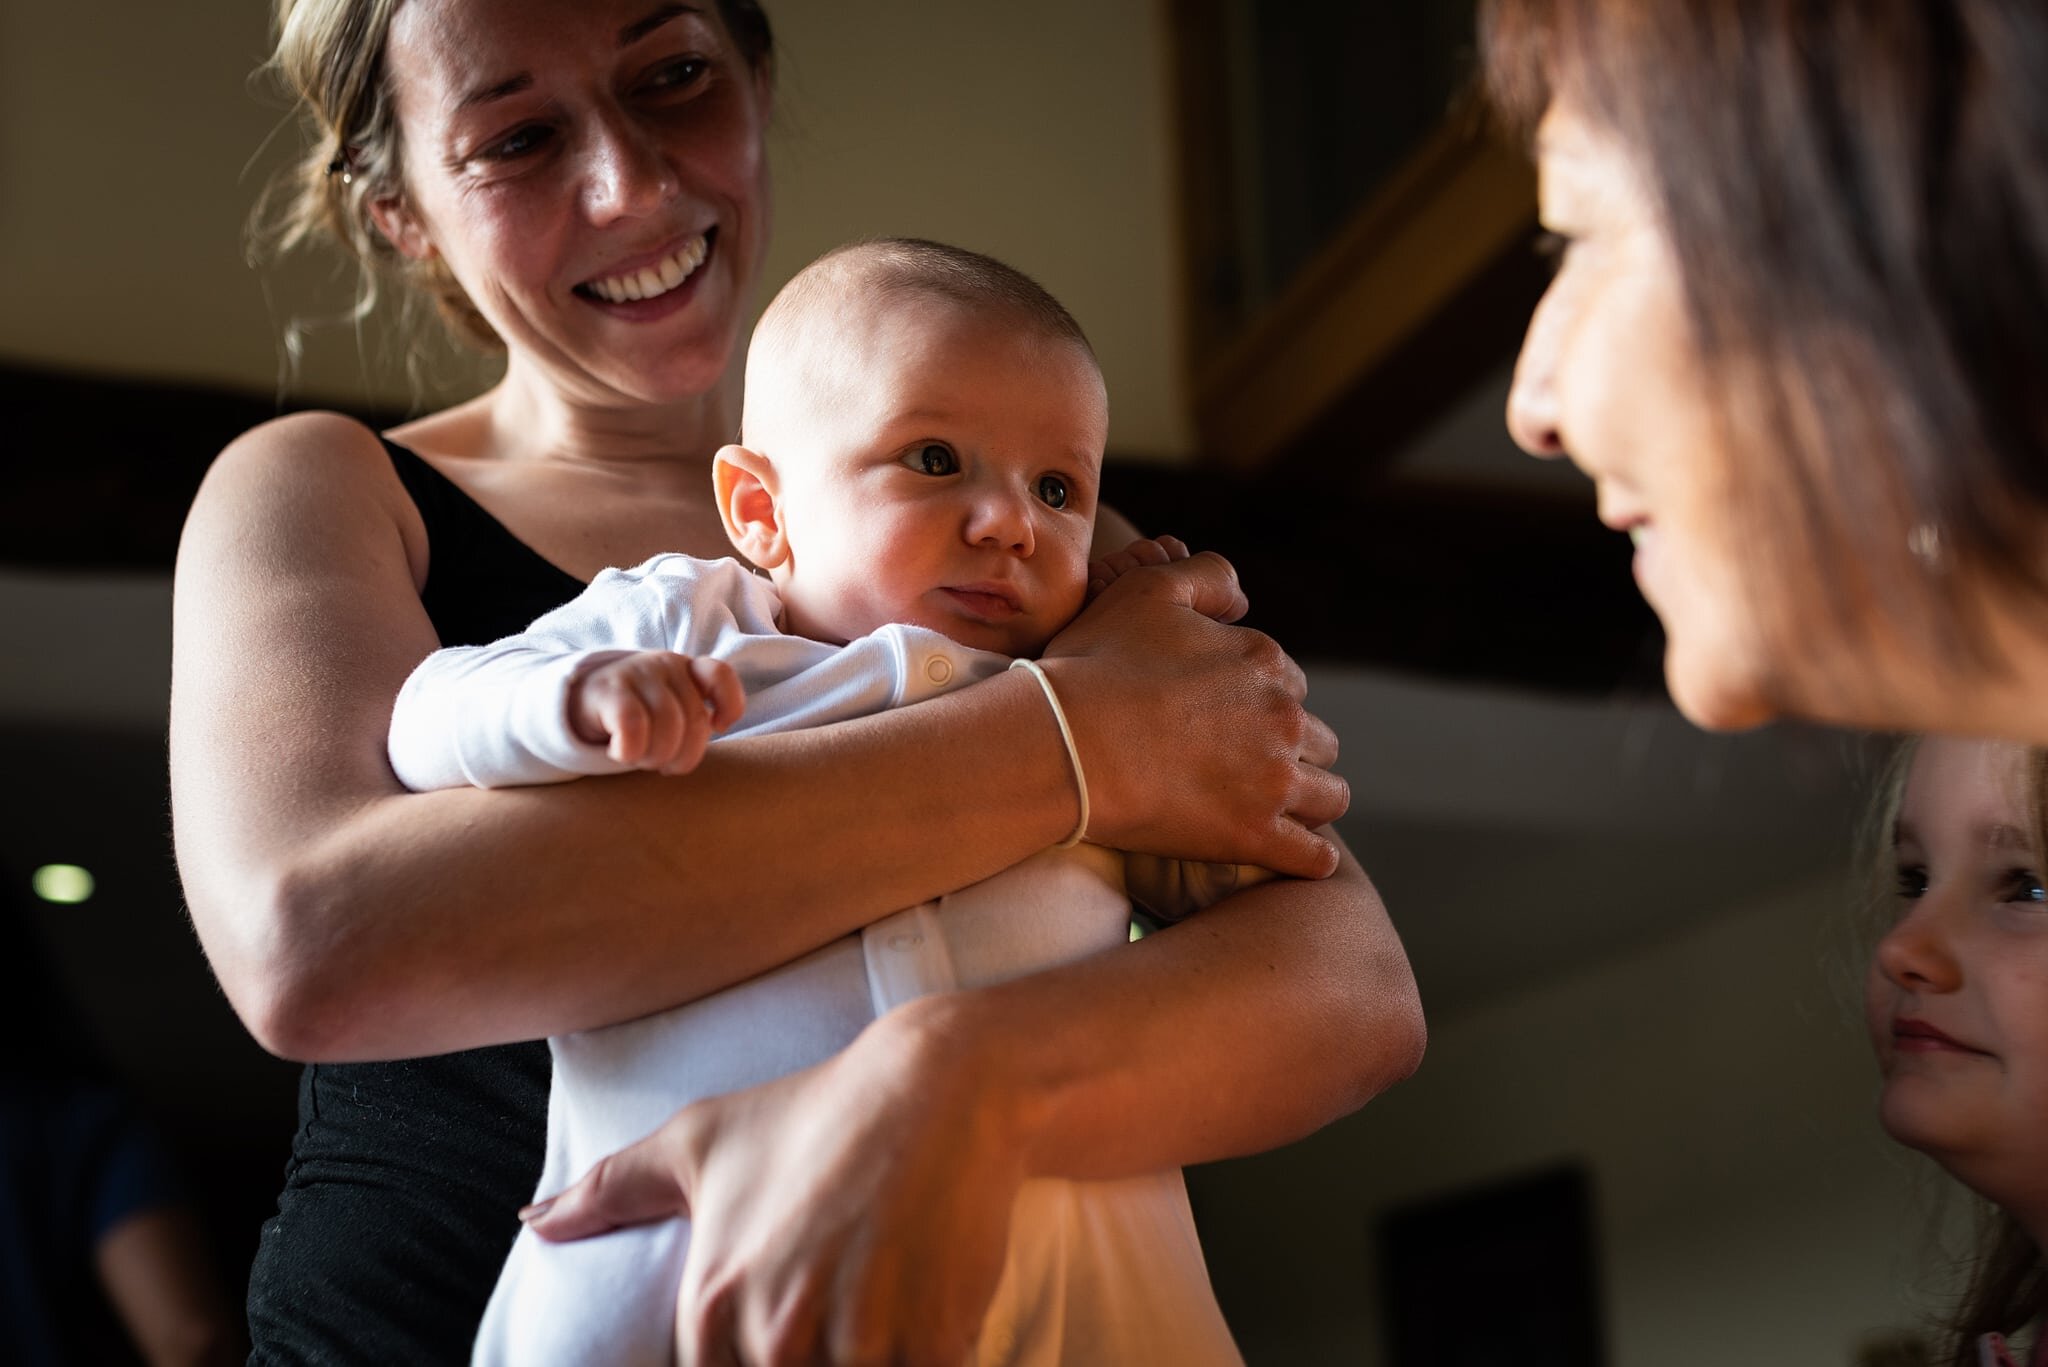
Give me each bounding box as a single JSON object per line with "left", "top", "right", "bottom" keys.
{"left": 1087, "top": 535, "right": 1193, "bottom": 602}
{"left": 567, "top": 651, "right": 745, "bottom": 775}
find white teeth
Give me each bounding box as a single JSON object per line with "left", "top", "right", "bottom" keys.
{"left": 1629, "top": 526, "right": 1646, "bottom": 547}
{"left": 586, "top": 234, "right": 709, "bottom": 304}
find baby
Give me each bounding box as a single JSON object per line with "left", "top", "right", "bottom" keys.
{"left": 388, "top": 239, "right": 1255, "bottom": 1366}
{"left": 1866, "top": 736, "right": 2048, "bottom": 1366}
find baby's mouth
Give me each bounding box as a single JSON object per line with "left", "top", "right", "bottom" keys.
{"left": 574, "top": 230, "right": 713, "bottom": 303}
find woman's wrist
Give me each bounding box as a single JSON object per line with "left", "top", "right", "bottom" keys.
{"left": 870, "top": 991, "right": 1045, "bottom": 1182}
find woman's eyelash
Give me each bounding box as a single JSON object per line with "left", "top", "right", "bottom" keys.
{"left": 480, "top": 124, "right": 554, "bottom": 161}
{"left": 645, "top": 56, "right": 708, "bottom": 92}
{"left": 1894, "top": 864, "right": 1928, "bottom": 898}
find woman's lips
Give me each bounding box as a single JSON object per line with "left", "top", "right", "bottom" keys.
{"left": 574, "top": 229, "right": 716, "bottom": 319}
{"left": 1892, "top": 1018, "right": 1991, "bottom": 1056}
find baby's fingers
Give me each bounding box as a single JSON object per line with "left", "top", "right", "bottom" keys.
{"left": 604, "top": 694, "right": 652, "bottom": 766}
{"left": 689, "top": 658, "right": 746, "bottom": 733}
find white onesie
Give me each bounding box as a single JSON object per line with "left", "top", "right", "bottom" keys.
{"left": 387, "top": 554, "right": 1250, "bottom": 1367}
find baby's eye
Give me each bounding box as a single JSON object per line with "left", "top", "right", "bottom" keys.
{"left": 1895, "top": 864, "right": 1928, "bottom": 900}
{"left": 1035, "top": 474, "right": 1069, "bottom": 509}
{"left": 2000, "top": 869, "right": 2047, "bottom": 905}
{"left": 907, "top": 443, "right": 958, "bottom": 476}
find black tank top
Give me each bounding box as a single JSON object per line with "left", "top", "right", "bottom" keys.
{"left": 246, "top": 439, "right": 583, "bottom": 1365}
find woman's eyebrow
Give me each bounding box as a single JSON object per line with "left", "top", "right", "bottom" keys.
{"left": 620, "top": 4, "right": 701, "bottom": 47}
{"left": 458, "top": 74, "right": 532, "bottom": 112}
{"left": 455, "top": 6, "right": 702, "bottom": 111}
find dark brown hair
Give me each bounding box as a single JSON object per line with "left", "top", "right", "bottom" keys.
{"left": 1482, "top": 0, "right": 2048, "bottom": 677}
{"left": 254, "top": 0, "right": 774, "bottom": 356}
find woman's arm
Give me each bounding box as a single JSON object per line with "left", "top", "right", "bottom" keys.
{"left": 526, "top": 840, "right": 1421, "bottom": 1362}
{"left": 172, "top": 414, "right": 1346, "bottom": 1061}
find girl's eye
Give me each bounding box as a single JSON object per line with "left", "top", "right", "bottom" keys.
{"left": 2000, "top": 869, "right": 2048, "bottom": 905}
{"left": 1895, "top": 864, "right": 1929, "bottom": 900}
{"left": 1035, "top": 474, "right": 1069, "bottom": 510}
{"left": 909, "top": 443, "right": 958, "bottom": 476}
{"left": 483, "top": 123, "right": 554, "bottom": 161}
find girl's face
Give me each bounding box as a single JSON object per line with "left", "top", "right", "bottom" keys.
{"left": 1866, "top": 737, "right": 2048, "bottom": 1213}
{"left": 373, "top": 0, "right": 772, "bottom": 408}
{"left": 1505, "top": 104, "right": 1777, "bottom": 731}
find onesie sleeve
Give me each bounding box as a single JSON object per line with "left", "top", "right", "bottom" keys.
{"left": 1122, "top": 856, "right": 1275, "bottom": 925}
{"left": 386, "top": 554, "right": 753, "bottom": 790}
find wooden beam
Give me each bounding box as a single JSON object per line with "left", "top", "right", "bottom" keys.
{"left": 1191, "top": 117, "right": 1537, "bottom": 473}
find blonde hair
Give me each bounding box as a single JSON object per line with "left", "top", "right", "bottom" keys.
{"left": 251, "top": 0, "right": 495, "bottom": 362}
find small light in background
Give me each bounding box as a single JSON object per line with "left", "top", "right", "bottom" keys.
{"left": 32, "top": 864, "right": 95, "bottom": 905}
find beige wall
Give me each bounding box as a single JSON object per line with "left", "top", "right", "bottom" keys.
{"left": 1195, "top": 874, "right": 1960, "bottom": 1365}
{"left": 0, "top": 0, "right": 1194, "bottom": 456}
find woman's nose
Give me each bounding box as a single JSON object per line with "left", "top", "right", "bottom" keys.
{"left": 1873, "top": 902, "right": 1965, "bottom": 994}
{"left": 1507, "top": 288, "right": 1567, "bottom": 458}
{"left": 582, "top": 115, "right": 678, "bottom": 224}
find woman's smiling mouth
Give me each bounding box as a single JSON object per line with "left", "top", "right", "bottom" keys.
{"left": 577, "top": 230, "right": 712, "bottom": 304}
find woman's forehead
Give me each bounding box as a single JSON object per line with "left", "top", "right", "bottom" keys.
{"left": 386, "top": 0, "right": 719, "bottom": 101}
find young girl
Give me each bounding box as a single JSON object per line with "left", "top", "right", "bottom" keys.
{"left": 1868, "top": 737, "right": 2048, "bottom": 1366}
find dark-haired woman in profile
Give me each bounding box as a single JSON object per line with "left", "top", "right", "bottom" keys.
{"left": 171, "top": 0, "right": 1425, "bottom": 1362}
{"left": 1480, "top": 1, "right": 2048, "bottom": 1356}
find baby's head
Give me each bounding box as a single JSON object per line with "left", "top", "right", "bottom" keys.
{"left": 713, "top": 238, "right": 1108, "bottom": 657}
{"left": 1866, "top": 736, "right": 2048, "bottom": 1212}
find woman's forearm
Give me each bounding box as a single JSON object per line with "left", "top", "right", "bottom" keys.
{"left": 895, "top": 840, "right": 1424, "bottom": 1180}
{"left": 178, "top": 669, "right": 1080, "bottom": 1062}
{"left": 175, "top": 417, "right": 1348, "bottom": 1063}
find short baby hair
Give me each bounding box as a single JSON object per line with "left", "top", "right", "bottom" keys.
{"left": 764, "top": 237, "right": 1095, "bottom": 364}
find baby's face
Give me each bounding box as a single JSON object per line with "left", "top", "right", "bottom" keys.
{"left": 763, "top": 296, "right": 1106, "bottom": 656}
{"left": 1866, "top": 736, "right": 2048, "bottom": 1211}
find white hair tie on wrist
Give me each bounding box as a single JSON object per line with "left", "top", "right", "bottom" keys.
{"left": 1010, "top": 658, "right": 1089, "bottom": 849}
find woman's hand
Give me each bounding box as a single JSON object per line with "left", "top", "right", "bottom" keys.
{"left": 525, "top": 1004, "right": 1018, "bottom": 1367}
{"left": 1085, "top": 534, "right": 1192, "bottom": 600}
{"left": 1041, "top": 549, "right": 1346, "bottom": 878}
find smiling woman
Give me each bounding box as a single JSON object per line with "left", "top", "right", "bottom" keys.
{"left": 174, "top": 1, "right": 1421, "bottom": 1363}
{"left": 1484, "top": 0, "right": 2048, "bottom": 742}
{"left": 1479, "top": 0, "right": 2048, "bottom": 1360}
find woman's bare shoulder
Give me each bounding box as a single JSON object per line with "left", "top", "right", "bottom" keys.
{"left": 210, "top": 409, "right": 394, "bottom": 482}
{"left": 185, "top": 410, "right": 427, "bottom": 588}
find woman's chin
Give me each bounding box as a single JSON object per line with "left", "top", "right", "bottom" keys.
{"left": 1663, "top": 641, "right": 1776, "bottom": 733}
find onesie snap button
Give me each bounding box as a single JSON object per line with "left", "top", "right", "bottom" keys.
{"left": 925, "top": 656, "right": 953, "bottom": 685}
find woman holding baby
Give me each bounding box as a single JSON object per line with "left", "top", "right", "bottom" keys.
{"left": 171, "top": 0, "right": 1424, "bottom": 1362}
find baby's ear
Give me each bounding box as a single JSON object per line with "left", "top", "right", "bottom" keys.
{"left": 713, "top": 444, "right": 787, "bottom": 570}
